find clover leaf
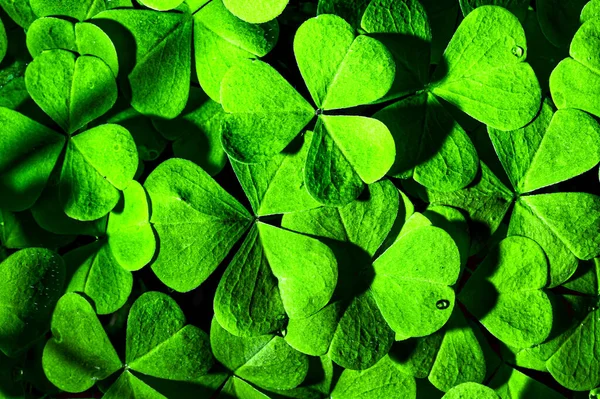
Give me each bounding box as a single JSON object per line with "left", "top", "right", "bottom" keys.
{"left": 427, "top": 99, "right": 600, "bottom": 286}
{"left": 26, "top": 17, "right": 119, "bottom": 75}
{"left": 210, "top": 316, "right": 309, "bottom": 392}
{"left": 222, "top": 0, "right": 288, "bottom": 24}
{"left": 94, "top": 7, "right": 192, "bottom": 119}
{"left": 194, "top": 0, "right": 279, "bottom": 102}
{"left": 43, "top": 292, "right": 213, "bottom": 394}
{"left": 460, "top": 236, "right": 553, "bottom": 349}
{"left": 442, "top": 382, "right": 500, "bottom": 399}
{"left": 63, "top": 181, "right": 156, "bottom": 314}
{"left": 30, "top": 0, "right": 106, "bottom": 21}
{"left": 489, "top": 364, "right": 566, "bottom": 399}
{"left": 0, "top": 248, "right": 65, "bottom": 356}
{"left": 221, "top": 13, "right": 396, "bottom": 205}
{"left": 282, "top": 181, "right": 460, "bottom": 369}
{"left": 25, "top": 49, "right": 117, "bottom": 134}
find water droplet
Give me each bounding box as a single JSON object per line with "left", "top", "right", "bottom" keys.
{"left": 436, "top": 299, "right": 450, "bottom": 310}
{"left": 512, "top": 46, "right": 524, "bottom": 58}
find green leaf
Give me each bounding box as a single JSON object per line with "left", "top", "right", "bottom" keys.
{"left": 521, "top": 193, "right": 600, "bottom": 260}
{"left": 30, "top": 0, "right": 106, "bottom": 21}
{"left": 294, "top": 14, "right": 395, "bottom": 110}
{"left": 220, "top": 59, "right": 314, "bottom": 163}
{"left": 0, "top": 0, "right": 36, "bottom": 28}
{"left": 106, "top": 181, "right": 156, "bottom": 271}
{"left": 42, "top": 293, "right": 122, "bottom": 393}
{"left": 442, "top": 382, "right": 500, "bottom": 399}
{"left": 550, "top": 58, "right": 600, "bottom": 117}
{"left": 211, "top": 317, "right": 309, "bottom": 390}
{"left": 489, "top": 364, "right": 565, "bottom": 399}
{"left": 430, "top": 6, "right": 541, "bottom": 130}
{"left": 360, "top": 0, "right": 432, "bottom": 101}
{"left": 490, "top": 102, "right": 600, "bottom": 194}
{"left": 64, "top": 241, "right": 133, "bottom": 314}
{"left": 60, "top": 124, "right": 138, "bottom": 221}
{"left": 231, "top": 132, "right": 320, "bottom": 217}
{"left": 285, "top": 302, "right": 343, "bottom": 357}
{"left": 138, "top": 0, "right": 184, "bottom": 11}
{"left": 331, "top": 356, "right": 416, "bottom": 399}
{"left": 0, "top": 209, "right": 74, "bottom": 250}
{"left": 145, "top": 158, "right": 252, "bottom": 292}
{"left": 152, "top": 87, "right": 227, "bottom": 175}
{"left": 0, "top": 15, "right": 7, "bottom": 63}
{"left": 581, "top": 0, "right": 600, "bottom": 23}
{"left": 372, "top": 226, "right": 461, "bottom": 338}
{"left": 374, "top": 92, "right": 479, "bottom": 191}
{"left": 222, "top": 0, "right": 288, "bottom": 23}
{"left": 0, "top": 248, "right": 65, "bottom": 356}
{"left": 536, "top": 0, "right": 588, "bottom": 48}
{"left": 0, "top": 107, "right": 65, "bottom": 211}
{"left": 460, "top": 236, "right": 553, "bottom": 348}
{"left": 423, "top": 205, "right": 471, "bottom": 268}
{"left": 74, "top": 22, "right": 119, "bottom": 76}
{"left": 25, "top": 50, "right": 117, "bottom": 134}
{"left": 316, "top": 0, "right": 370, "bottom": 30}
{"left": 193, "top": 0, "right": 279, "bottom": 102}
{"left": 305, "top": 115, "right": 395, "bottom": 205}
{"left": 94, "top": 8, "right": 192, "bottom": 119}
{"left": 219, "top": 376, "right": 271, "bottom": 399}
{"left": 458, "top": 0, "right": 529, "bottom": 18}
{"left": 126, "top": 292, "right": 213, "bottom": 381}
{"left": 428, "top": 310, "right": 486, "bottom": 392}
{"left": 103, "top": 371, "right": 167, "bottom": 399}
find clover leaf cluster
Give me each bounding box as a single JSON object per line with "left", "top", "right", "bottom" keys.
{"left": 1, "top": 0, "right": 600, "bottom": 398}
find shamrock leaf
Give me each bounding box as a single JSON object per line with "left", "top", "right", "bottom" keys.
{"left": 0, "top": 248, "right": 65, "bottom": 356}
{"left": 25, "top": 49, "right": 117, "bottom": 134}
{"left": 460, "top": 236, "right": 553, "bottom": 348}
{"left": 442, "top": 382, "right": 500, "bottom": 399}
{"left": 427, "top": 100, "right": 600, "bottom": 286}
{"left": 194, "top": 0, "right": 279, "bottom": 102}
{"left": 152, "top": 87, "right": 227, "bottom": 175}
{"left": 0, "top": 107, "right": 65, "bottom": 211}
{"left": 330, "top": 356, "right": 416, "bottom": 399}
{"left": 222, "top": 14, "right": 396, "bottom": 205}
{"left": 43, "top": 292, "right": 213, "bottom": 394}
{"left": 222, "top": 0, "right": 288, "bottom": 23}
{"left": 26, "top": 17, "right": 119, "bottom": 75}
{"left": 211, "top": 317, "right": 309, "bottom": 391}
{"left": 138, "top": 0, "right": 184, "bottom": 11}
{"left": 582, "top": 0, "right": 600, "bottom": 23}
{"left": 489, "top": 364, "right": 566, "bottom": 399}
{"left": 64, "top": 181, "right": 156, "bottom": 314}
{"left": 30, "top": 0, "right": 106, "bottom": 21}
{"left": 94, "top": 7, "right": 192, "bottom": 119}
{"left": 282, "top": 181, "right": 460, "bottom": 369}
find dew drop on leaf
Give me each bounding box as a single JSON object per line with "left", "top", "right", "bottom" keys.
{"left": 436, "top": 299, "right": 450, "bottom": 310}
{"left": 511, "top": 46, "right": 524, "bottom": 58}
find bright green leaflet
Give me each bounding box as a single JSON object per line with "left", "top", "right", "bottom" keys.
{"left": 210, "top": 317, "right": 309, "bottom": 391}
{"left": 231, "top": 131, "right": 321, "bottom": 217}
{"left": 0, "top": 107, "right": 65, "bottom": 212}
{"left": 60, "top": 123, "right": 138, "bottom": 221}
{"left": 106, "top": 181, "right": 156, "bottom": 271}
{"left": 152, "top": 87, "right": 227, "bottom": 175}
{"left": 0, "top": 248, "right": 65, "bottom": 356}
{"left": 374, "top": 92, "right": 479, "bottom": 192}
{"left": 430, "top": 6, "right": 541, "bottom": 131}
{"left": 460, "top": 236, "right": 553, "bottom": 348}
{"left": 125, "top": 292, "right": 213, "bottom": 381}
{"left": 214, "top": 222, "right": 337, "bottom": 336}
{"left": 0, "top": 0, "right": 36, "bottom": 28}
{"left": 42, "top": 293, "right": 122, "bottom": 393}
{"left": 550, "top": 19, "right": 600, "bottom": 118}
{"left": 145, "top": 158, "right": 253, "bottom": 292}
{"left": 489, "top": 365, "right": 566, "bottom": 399}
{"left": 222, "top": 0, "right": 288, "bottom": 23}
{"left": 458, "top": 0, "right": 529, "bottom": 18}
{"left": 25, "top": 49, "right": 117, "bottom": 134}
{"left": 359, "top": 0, "right": 432, "bottom": 102}
{"left": 0, "top": 15, "right": 6, "bottom": 63}
{"left": 26, "top": 18, "right": 119, "bottom": 76}
{"left": 93, "top": 8, "right": 192, "bottom": 119}
{"left": 103, "top": 371, "right": 167, "bottom": 399}
{"left": 442, "top": 382, "right": 500, "bottom": 399}
{"left": 106, "top": 107, "right": 167, "bottom": 162}
{"left": 138, "top": 0, "right": 184, "bottom": 11}
{"left": 331, "top": 356, "right": 416, "bottom": 399}
{"left": 194, "top": 0, "right": 279, "bottom": 102}
{"left": 218, "top": 376, "right": 270, "bottom": 399}
{"left": 317, "top": 0, "right": 370, "bottom": 29}
{"left": 30, "top": 0, "right": 106, "bottom": 21}
{"left": 536, "top": 0, "right": 588, "bottom": 48}
{"left": 220, "top": 59, "right": 314, "bottom": 164}
{"left": 0, "top": 209, "right": 73, "bottom": 250}
{"left": 581, "top": 0, "right": 600, "bottom": 23}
